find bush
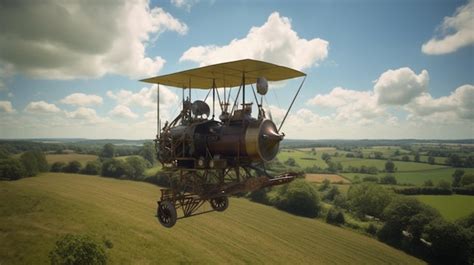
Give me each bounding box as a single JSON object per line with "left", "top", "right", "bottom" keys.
{"left": 49, "top": 234, "right": 107, "bottom": 265}
{"left": 101, "top": 159, "right": 131, "bottom": 179}
{"left": 0, "top": 158, "right": 25, "bottom": 180}
{"left": 385, "top": 160, "right": 395, "bottom": 172}
{"left": 125, "top": 156, "right": 148, "bottom": 180}
{"left": 323, "top": 185, "right": 340, "bottom": 201}
{"left": 366, "top": 223, "right": 377, "bottom": 235}
{"left": 81, "top": 161, "right": 101, "bottom": 175}
{"left": 380, "top": 175, "right": 397, "bottom": 185}
{"left": 64, "top": 161, "right": 82, "bottom": 173}
{"left": 425, "top": 219, "right": 471, "bottom": 265}
{"left": 273, "top": 179, "right": 321, "bottom": 218}
{"left": 319, "top": 179, "right": 330, "bottom": 191}
{"left": 51, "top": 162, "right": 66, "bottom": 172}
{"left": 20, "top": 150, "right": 48, "bottom": 176}
{"left": 362, "top": 176, "right": 378, "bottom": 183}
{"left": 461, "top": 173, "right": 474, "bottom": 186}
{"left": 393, "top": 187, "right": 452, "bottom": 195}
{"left": 347, "top": 183, "right": 393, "bottom": 218}
{"left": 248, "top": 188, "right": 269, "bottom": 205}
{"left": 378, "top": 196, "right": 440, "bottom": 246}
{"left": 143, "top": 173, "right": 169, "bottom": 187}
{"left": 326, "top": 207, "right": 345, "bottom": 225}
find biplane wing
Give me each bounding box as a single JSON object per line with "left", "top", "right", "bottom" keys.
{"left": 140, "top": 59, "right": 306, "bottom": 89}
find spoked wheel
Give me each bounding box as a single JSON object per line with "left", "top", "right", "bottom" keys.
{"left": 210, "top": 196, "right": 229, "bottom": 212}
{"left": 157, "top": 200, "right": 177, "bottom": 228}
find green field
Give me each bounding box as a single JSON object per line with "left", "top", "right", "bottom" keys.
{"left": 45, "top": 153, "right": 98, "bottom": 166}
{"left": 341, "top": 167, "right": 474, "bottom": 185}
{"left": 332, "top": 157, "right": 447, "bottom": 172}
{"left": 413, "top": 195, "right": 474, "bottom": 221}
{"left": 0, "top": 173, "right": 424, "bottom": 264}
{"left": 278, "top": 149, "right": 327, "bottom": 168}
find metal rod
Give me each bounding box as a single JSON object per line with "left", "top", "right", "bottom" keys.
{"left": 278, "top": 76, "right": 306, "bottom": 132}
{"left": 212, "top": 79, "right": 216, "bottom": 120}
{"left": 242, "top": 73, "right": 245, "bottom": 106}
{"left": 157, "top": 84, "right": 160, "bottom": 137}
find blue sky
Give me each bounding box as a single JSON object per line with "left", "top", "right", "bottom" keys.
{"left": 0, "top": 0, "right": 472, "bottom": 139}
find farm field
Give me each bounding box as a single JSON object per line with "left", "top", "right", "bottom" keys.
{"left": 331, "top": 157, "right": 447, "bottom": 172}
{"left": 305, "top": 173, "right": 350, "bottom": 184}
{"left": 278, "top": 149, "right": 327, "bottom": 168}
{"left": 45, "top": 153, "right": 98, "bottom": 166}
{"left": 341, "top": 167, "right": 474, "bottom": 186}
{"left": 0, "top": 173, "right": 424, "bottom": 265}
{"left": 413, "top": 195, "right": 474, "bottom": 221}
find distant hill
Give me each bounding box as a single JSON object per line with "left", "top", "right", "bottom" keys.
{"left": 0, "top": 173, "right": 424, "bottom": 264}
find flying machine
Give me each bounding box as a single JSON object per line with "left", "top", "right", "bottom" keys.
{"left": 141, "top": 59, "right": 306, "bottom": 228}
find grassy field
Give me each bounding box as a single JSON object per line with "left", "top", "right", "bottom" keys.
{"left": 305, "top": 174, "right": 350, "bottom": 184}
{"left": 45, "top": 153, "right": 98, "bottom": 166}
{"left": 341, "top": 167, "right": 474, "bottom": 186}
{"left": 0, "top": 173, "right": 424, "bottom": 265}
{"left": 278, "top": 149, "right": 327, "bottom": 168}
{"left": 332, "top": 157, "right": 447, "bottom": 172}
{"left": 413, "top": 195, "right": 474, "bottom": 221}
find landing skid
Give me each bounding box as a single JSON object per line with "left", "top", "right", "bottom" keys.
{"left": 156, "top": 172, "right": 296, "bottom": 228}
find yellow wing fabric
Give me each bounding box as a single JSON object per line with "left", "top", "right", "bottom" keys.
{"left": 140, "top": 59, "right": 306, "bottom": 89}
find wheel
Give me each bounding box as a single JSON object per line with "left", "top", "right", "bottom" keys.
{"left": 157, "top": 201, "right": 177, "bottom": 228}
{"left": 210, "top": 196, "right": 229, "bottom": 212}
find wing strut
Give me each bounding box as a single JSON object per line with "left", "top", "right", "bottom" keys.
{"left": 278, "top": 76, "right": 306, "bottom": 132}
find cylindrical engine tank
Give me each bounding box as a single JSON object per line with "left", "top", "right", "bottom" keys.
{"left": 164, "top": 119, "right": 283, "bottom": 163}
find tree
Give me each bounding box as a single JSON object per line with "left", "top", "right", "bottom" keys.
{"left": 414, "top": 153, "right": 420, "bottom": 162}
{"left": 378, "top": 196, "right": 440, "bottom": 246}
{"left": 323, "top": 185, "right": 340, "bottom": 201}
{"left": 326, "top": 207, "right": 345, "bottom": 225}
{"left": 274, "top": 179, "right": 321, "bottom": 217}
{"left": 100, "top": 143, "right": 115, "bottom": 159}
{"left": 394, "top": 149, "right": 400, "bottom": 156}
{"left": 81, "top": 161, "right": 101, "bottom": 175}
{"left": 425, "top": 219, "right": 471, "bottom": 265}
{"left": 374, "top": 152, "right": 383, "bottom": 159}
{"left": 50, "top": 162, "right": 66, "bottom": 172}
{"left": 347, "top": 183, "right": 394, "bottom": 218}
{"left": 139, "top": 142, "right": 156, "bottom": 165}
{"left": 319, "top": 179, "right": 330, "bottom": 191}
{"left": 446, "top": 154, "right": 463, "bottom": 167}
{"left": 385, "top": 160, "right": 395, "bottom": 173}
{"left": 437, "top": 180, "right": 451, "bottom": 189}
{"left": 367, "top": 166, "right": 378, "bottom": 174}
{"left": 380, "top": 175, "right": 397, "bottom": 185}
{"left": 284, "top": 158, "right": 297, "bottom": 167}
{"left": 427, "top": 156, "right": 435, "bottom": 165}
{"left": 49, "top": 234, "right": 107, "bottom": 265}
{"left": 20, "top": 151, "right": 39, "bottom": 176}
{"left": 63, "top": 161, "right": 82, "bottom": 173}
{"left": 125, "top": 156, "right": 148, "bottom": 180}
{"left": 461, "top": 173, "right": 474, "bottom": 186}
{"left": 101, "top": 159, "right": 131, "bottom": 179}
{"left": 423, "top": 179, "right": 434, "bottom": 187}
{"left": 0, "top": 158, "right": 25, "bottom": 180}
{"left": 321, "top": 153, "right": 331, "bottom": 162}
{"left": 401, "top": 155, "right": 410, "bottom": 162}
{"left": 452, "top": 169, "right": 465, "bottom": 187}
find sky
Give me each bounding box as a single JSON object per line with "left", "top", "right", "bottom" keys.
{"left": 0, "top": 0, "right": 473, "bottom": 140}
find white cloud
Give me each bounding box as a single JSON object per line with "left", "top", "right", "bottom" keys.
{"left": 107, "top": 85, "right": 179, "bottom": 121}
{"left": 65, "top": 107, "right": 104, "bottom": 123}
{"left": 0, "top": 0, "right": 187, "bottom": 80}
{"left": 180, "top": 12, "right": 328, "bottom": 70}
{"left": 25, "top": 101, "right": 61, "bottom": 113}
{"left": 406, "top": 84, "right": 474, "bottom": 121}
{"left": 422, "top": 0, "right": 474, "bottom": 55}
{"left": 0, "top": 101, "right": 14, "bottom": 113}
{"left": 171, "top": 0, "right": 198, "bottom": 11}
{"left": 307, "top": 87, "right": 384, "bottom": 122}
{"left": 60, "top": 93, "right": 103, "bottom": 106}
{"left": 374, "top": 67, "right": 429, "bottom": 105}
{"left": 109, "top": 105, "right": 139, "bottom": 119}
